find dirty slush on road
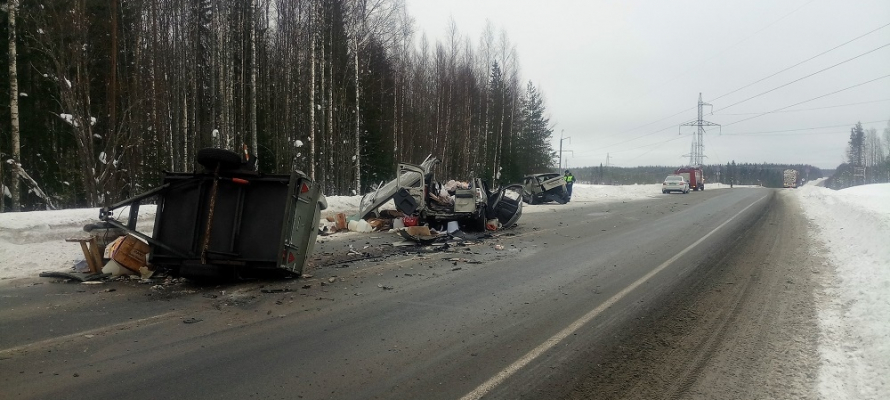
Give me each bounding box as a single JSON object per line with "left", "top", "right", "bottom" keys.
{"left": 550, "top": 191, "right": 823, "bottom": 400}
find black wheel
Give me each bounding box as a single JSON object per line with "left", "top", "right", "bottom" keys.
{"left": 197, "top": 148, "right": 242, "bottom": 171}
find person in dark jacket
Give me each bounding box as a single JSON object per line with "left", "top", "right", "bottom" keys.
{"left": 564, "top": 170, "right": 575, "bottom": 199}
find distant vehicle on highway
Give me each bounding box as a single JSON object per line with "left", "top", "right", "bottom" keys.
{"left": 675, "top": 167, "right": 704, "bottom": 191}
{"left": 783, "top": 169, "right": 799, "bottom": 188}
{"left": 662, "top": 175, "right": 690, "bottom": 194}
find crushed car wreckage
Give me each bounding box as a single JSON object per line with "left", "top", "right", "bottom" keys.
{"left": 358, "top": 157, "right": 523, "bottom": 234}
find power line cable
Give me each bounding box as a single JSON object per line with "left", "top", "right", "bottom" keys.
{"left": 712, "top": 42, "right": 890, "bottom": 113}
{"left": 626, "top": 136, "right": 689, "bottom": 162}
{"left": 594, "top": 133, "right": 690, "bottom": 158}
{"left": 598, "top": 107, "right": 696, "bottom": 140}
{"left": 577, "top": 22, "right": 890, "bottom": 164}
{"left": 710, "top": 21, "right": 890, "bottom": 104}
{"left": 724, "top": 130, "right": 854, "bottom": 137}
{"left": 591, "top": 126, "right": 677, "bottom": 152}
{"left": 723, "top": 119, "right": 889, "bottom": 135}
{"left": 600, "top": 1, "right": 818, "bottom": 139}
{"left": 713, "top": 98, "right": 890, "bottom": 115}
{"left": 596, "top": 16, "right": 886, "bottom": 150}
{"left": 724, "top": 74, "right": 890, "bottom": 127}
{"left": 582, "top": 85, "right": 887, "bottom": 159}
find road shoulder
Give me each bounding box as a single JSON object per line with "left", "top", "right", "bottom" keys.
{"left": 562, "top": 190, "right": 822, "bottom": 399}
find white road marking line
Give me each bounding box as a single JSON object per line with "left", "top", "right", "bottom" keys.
{"left": 0, "top": 311, "right": 180, "bottom": 355}
{"left": 460, "top": 195, "right": 768, "bottom": 400}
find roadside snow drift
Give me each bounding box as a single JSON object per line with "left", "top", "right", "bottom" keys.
{"left": 794, "top": 183, "right": 890, "bottom": 400}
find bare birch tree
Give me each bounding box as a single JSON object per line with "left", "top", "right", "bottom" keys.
{"left": 6, "top": 0, "right": 20, "bottom": 211}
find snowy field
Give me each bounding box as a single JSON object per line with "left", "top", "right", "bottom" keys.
{"left": 1, "top": 181, "right": 888, "bottom": 398}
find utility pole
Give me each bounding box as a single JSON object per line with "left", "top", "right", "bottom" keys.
{"left": 605, "top": 153, "right": 611, "bottom": 184}
{"left": 679, "top": 93, "right": 720, "bottom": 166}
{"left": 558, "top": 130, "right": 571, "bottom": 170}
{"left": 681, "top": 141, "right": 694, "bottom": 166}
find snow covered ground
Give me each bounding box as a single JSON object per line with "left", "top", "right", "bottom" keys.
{"left": 0, "top": 181, "right": 887, "bottom": 398}
{"left": 794, "top": 181, "right": 890, "bottom": 399}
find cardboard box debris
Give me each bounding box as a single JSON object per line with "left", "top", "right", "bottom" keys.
{"left": 110, "top": 234, "right": 150, "bottom": 273}
{"left": 405, "top": 226, "right": 432, "bottom": 237}
{"left": 335, "top": 213, "right": 348, "bottom": 230}
{"left": 367, "top": 218, "right": 391, "bottom": 231}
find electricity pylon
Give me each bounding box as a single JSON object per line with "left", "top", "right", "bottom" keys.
{"left": 679, "top": 93, "right": 720, "bottom": 166}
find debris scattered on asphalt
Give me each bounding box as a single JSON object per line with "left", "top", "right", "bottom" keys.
{"left": 139, "top": 266, "right": 154, "bottom": 279}
{"left": 377, "top": 284, "right": 394, "bottom": 290}
{"left": 38, "top": 271, "right": 110, "bottom": 282}
{"left": 397, "top": 226, "right": 446, "bottom": 245}
{"left": 182, "top": 317, "right": 203, "bottom": 324}
{"left": 261, "top": 288, "right": 292, "bottom": 294}
{"left": 444, "top": 257, "right": 482, "bottom": 264}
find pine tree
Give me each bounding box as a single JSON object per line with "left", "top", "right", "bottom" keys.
{"left": 518, "top": 81, "right": 554, "bottom": 174}
{"left": 847, "top": 122, "right": 865, "bottom": 166}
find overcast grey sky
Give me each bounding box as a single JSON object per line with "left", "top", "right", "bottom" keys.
{"left": 404, "top": 0, "right": 890, "bottom": 170}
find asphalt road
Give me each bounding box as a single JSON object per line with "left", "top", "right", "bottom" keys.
{"left": 1, "top": 187, "right": 788, "bottom": 400}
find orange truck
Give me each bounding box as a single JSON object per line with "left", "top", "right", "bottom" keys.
{"left": 675, "top": 167, "right": 705, "bottom": 191}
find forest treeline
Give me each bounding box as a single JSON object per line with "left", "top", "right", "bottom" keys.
{"left": 824, "top": 121, "right": 890, "bottom": 190}
{"left": 569, "top": 162, "right": 825, "bottom": 189}
{"left": 570, "top": 120, "right": 890, "bottom": 189}
{"left": 1, "top": 0, "right": 555, "bottom": 211}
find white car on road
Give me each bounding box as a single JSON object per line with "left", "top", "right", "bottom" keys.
{"left": 662, "top": 175, "right": 689, "bottom": 194}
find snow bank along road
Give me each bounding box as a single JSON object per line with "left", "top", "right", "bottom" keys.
{"left": 0, "top": 188, "right": 820, "bottom": 399}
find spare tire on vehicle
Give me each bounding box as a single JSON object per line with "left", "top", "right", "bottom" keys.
{"left": 197, "top": 148, "right": 242, "bottom": 171}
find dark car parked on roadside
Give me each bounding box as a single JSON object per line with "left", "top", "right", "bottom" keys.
{"left": 521, "top": 173, "right": 570, "bottom": 204}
